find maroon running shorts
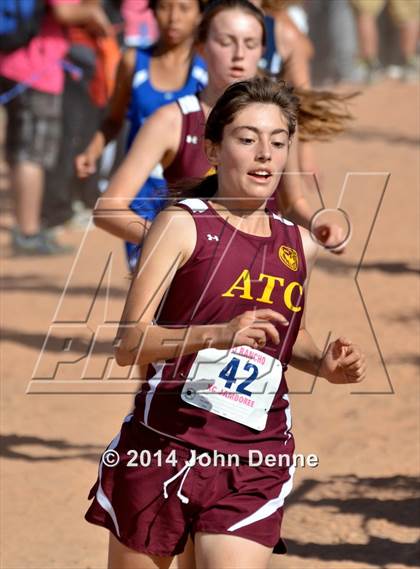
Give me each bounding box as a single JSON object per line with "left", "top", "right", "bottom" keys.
{"left": 85, "top": 415, "right": 293, "bottom": 557}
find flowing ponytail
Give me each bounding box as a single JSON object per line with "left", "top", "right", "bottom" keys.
{"left": 294, "top": 86, "right": 358, "bottom": 141}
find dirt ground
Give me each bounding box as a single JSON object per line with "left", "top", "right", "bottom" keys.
{"left": 1, "top": 78, "right": 419, "bottom": 569}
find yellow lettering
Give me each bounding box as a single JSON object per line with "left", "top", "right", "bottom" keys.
{"left": 221, "top": 269, "right": 253, "bottom": 299}
{"left": 256, "top": 273, "right": 285, "bottom": 304}
{"left": 284, "top": 282, "right": 303, "bottom": 312}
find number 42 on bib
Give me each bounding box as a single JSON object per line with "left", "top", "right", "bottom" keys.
{"left": 181, "top": 347, "right": 283, "bottom": 431}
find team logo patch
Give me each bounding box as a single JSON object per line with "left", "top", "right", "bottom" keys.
{"left": 279, "top": 246, "right": 298, "bottom": 271}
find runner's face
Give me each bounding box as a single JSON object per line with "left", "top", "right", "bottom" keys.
{"left": 202, "top": 10, "right": 264, "bottom": 91}
{"left": 155, "top": 0, "right": 201, "bottom": 46}
{"left": 208, "top": 103, "right": 290, "bottom": 201}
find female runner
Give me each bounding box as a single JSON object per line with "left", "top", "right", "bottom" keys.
{"left": 75, "top": 0, "right": 207, "bottom": 268}
{"left": 85, "top": 77, "right": 366, "bottom": 569}
{"left": 93, "top": 0, "right": 350, "bottom": 258}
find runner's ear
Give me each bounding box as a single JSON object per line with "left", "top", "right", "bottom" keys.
{"left": 205, "top": 139, "right": 219, "bottom": 166}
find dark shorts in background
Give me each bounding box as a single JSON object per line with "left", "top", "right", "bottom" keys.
{"left": 85, "top": 416, "right": 292, "bottom": 558}
{"left": 0, "top": 77, "right": 62, "bottom": 170}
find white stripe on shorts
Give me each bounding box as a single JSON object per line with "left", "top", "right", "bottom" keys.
{"left": 227, "top": 464, "right": 295, "bottom": 532}
{"left": 144, "top": 363, "right": 164, "bottom": 425}
{"left": 95, "top": 414, "right": 133, "bottom": 538}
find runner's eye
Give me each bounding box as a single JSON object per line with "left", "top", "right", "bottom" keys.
{"left": 239, "top": 137, "right": 255, "bottom": 145}
{"left": 245, "top": 40, "right": 260, "bottom": 49}
{"left": 272, "top": 141, "right": 286, "bottom": 148}
{"left": 218, "top": 37, "right": 232, "bottom": 47}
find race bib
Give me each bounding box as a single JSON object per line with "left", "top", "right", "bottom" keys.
{"left": 181, "top": 346, "right": 282, "bottom": 431}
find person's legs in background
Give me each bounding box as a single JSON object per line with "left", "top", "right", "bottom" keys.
{"left": 1, "top": 77, "right": 73, "bottom": 255}
{"left": 329, "top": 0, "right": 358, "bottom": 83}
{"left": 306, "top": 0, "right": 333, "bottom": 85}
{"left": 355, "top": 7, "right": 380, "bottom": 60}
{"left": 390, "top": 0, "right": 420, "bottom": 81}
{"left": 12, "top": 161, "right": 44, "bottom": 236}
{"left": 351, "top": 0, "right": 384, "bottom": 82}
{"left": 306, "top": 0, "right": 358, "bottom": 86}
{"left": 42, "top": 44, "right": 102, "bottom": 232}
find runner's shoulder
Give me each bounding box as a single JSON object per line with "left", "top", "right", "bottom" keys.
{"left": 151, "top": 206, "right": 196, "bottom": 244}
{"left": 153, "top": 101, "right": 182, "bottom": 128}
{"left": 147, "top": 103, "right": 183, "bottom": 149}
{"left": 150, "top": 206, "right": 197, "bottom": 265}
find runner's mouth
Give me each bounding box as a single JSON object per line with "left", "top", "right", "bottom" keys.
{"left": 230, "top": 66, "right": 245, "bottom": 75}
{"left": 247, "top": 169, "right": 273, "bottom": 180}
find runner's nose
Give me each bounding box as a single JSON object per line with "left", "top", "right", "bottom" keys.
{"left": 256, "top": 140, "right": 272, "bottom": 161}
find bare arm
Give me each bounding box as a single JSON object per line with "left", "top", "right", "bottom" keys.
{"left": 101, "top": 48, "right": 137, "bottom": 143}
{"left": 273, "top": 14, "right": 321, "bottom": 185}
{"left": 52, "top": 2, "right": 112, "bottom": 36}
{"left": 290, "top": 228, "right": 366, "bottom": 383}
{"left": 276, "top": 133, "right": 347, "bottom": 254}
{"left": 93, "top": 103, "right": 182, "bottom": 244}
{"left": 274, "top": 14, "right": 312, "bottom": 89}
{"left": 75, "top": 49, "right": 136, "bottom": 178}
{"left": 288, "top": 228, "right": 322, "bottom": 374}
{"left": 115, "top": 207, "right": 201, "bottom": 365}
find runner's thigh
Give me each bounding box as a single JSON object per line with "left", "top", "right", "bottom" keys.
{"left": 194, "top": 532, "right": 272, "bottom": 569}
{"left": 108, "top": 532, "right": 174, "bottom": 569}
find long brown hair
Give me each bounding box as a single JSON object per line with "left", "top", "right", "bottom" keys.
{"left": 294, "top": 86, "right": 357, "bottom": 141}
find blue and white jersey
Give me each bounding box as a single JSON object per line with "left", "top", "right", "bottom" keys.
{"left": 259, "top": 16, "right": 283, "bottom": 76}
{"left": 124, "top": 46, "right": 208, "bottom": 270}
{"left": 259, "top": 9, "right": 309, "bottom": 76}
{"left": 126, "top": 46, "right": 208, "bottom": 149}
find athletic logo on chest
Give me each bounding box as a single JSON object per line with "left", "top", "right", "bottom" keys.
{"left": 279, "top": 246, "right": 298, "bottom": 271}
{"left": 221, "top": 269, "right": 303, "bottom": 312}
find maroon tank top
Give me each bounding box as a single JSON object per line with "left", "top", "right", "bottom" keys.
{"left": 164, "top": 94, "right": 213, "bottom": 183}
{"left": 134, "top": 198, "right": 306, "bottom": 460}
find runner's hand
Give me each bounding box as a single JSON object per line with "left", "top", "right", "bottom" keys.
{"left": 215, "top": 309, "right": 289, "bottom": 350}
{"left": 320, "top": 337, "right": 366, "bottom": 383}
{"left": 75, "top": 149, "right": 97, "bottom": 178}
{"left": 86, "top": 6, "right": 113, "bottom": 37}
{"left": 313, "top": 223, "right": 347, "bottom": 255}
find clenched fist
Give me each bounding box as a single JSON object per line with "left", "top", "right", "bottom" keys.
{"left": 320, "top": 337, "right": 366, "bottom": 384}
{"left": 215, "top": 309, "right": 289, "bottom": 351}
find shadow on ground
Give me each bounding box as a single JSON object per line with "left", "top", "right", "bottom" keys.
{"left": 1, "top": 327, "right": 115, "bottom": 354}
{"left": 0, "top": 274, "right": 127, "bottom": 298}
{"left": 343, "top": 127, "right": 420, "bottom": 147}
{"left": 286, "top": 475, "right": 420, "bottom": 567}
{"left": 316, "top": 257, "right": 420, "bottom": 276}
{"left": 0, "top": 433, "right": 102, "bottom": 462}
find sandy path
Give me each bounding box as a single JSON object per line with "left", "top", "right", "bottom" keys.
{"left": 1, "top": 79, "right": 419, "bottom": 569}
